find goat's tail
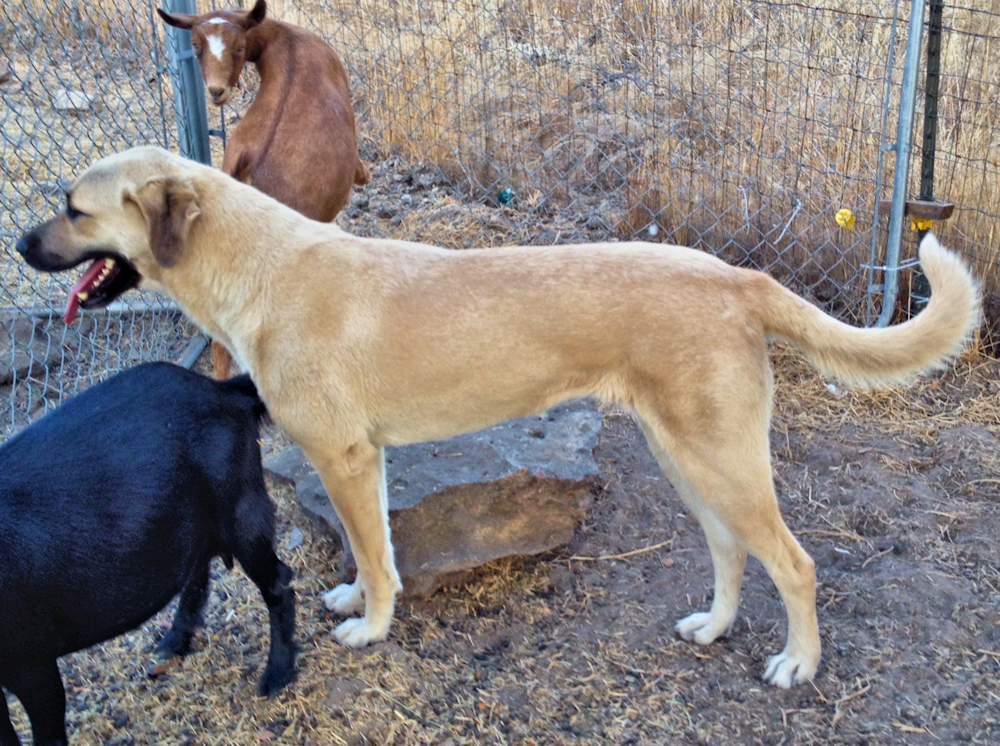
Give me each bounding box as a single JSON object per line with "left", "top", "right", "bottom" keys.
{"left": 223, "top": 374, "right": 269, "bottom": 422}
{"left": 354, "top": 159, "right": 371, "bottom": 186}
{"left": 752, "top": 232, "right": 981, "bottom": 388}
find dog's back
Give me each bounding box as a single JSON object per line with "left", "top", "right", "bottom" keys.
{"left": 0, "top": 362, "right": 269, "bottom": 667}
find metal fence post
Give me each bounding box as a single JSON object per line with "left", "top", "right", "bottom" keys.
{"left": 910, "top": 0, "right": 947, "bottom": 312}
{"left": 876, "top": 0, "right": 927, "bottom": 327}
{"left": 162, "top": 0, "right": 212, "bottom": 165}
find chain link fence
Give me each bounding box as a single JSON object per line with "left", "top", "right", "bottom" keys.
{"left": 915, "top": 1, "right": 1000, "bottom": 333}
{"left": 265, "top": 0, "right": 907, "bottom": 318}
{"left": 1, "top": 0, "right": 200, "bottom": 434}
{"left": 2, "top": 0, "right": 998, "bottom": 438}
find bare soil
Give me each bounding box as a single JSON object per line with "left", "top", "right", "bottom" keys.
{"left": 5, "top": 354, "right": 999, "bottom": 746}
{"left": 4, "top": 7, "right": 1000, "bottom": 743}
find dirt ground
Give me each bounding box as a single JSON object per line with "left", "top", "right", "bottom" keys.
{"left": 5, "top": 118, "right": 1000, "bottom": 746}
{"left": 6, "top": 11, "right": 1000, "bottom": 744}
{"left": 5, "top": 351, "right": 998, "bottom": 746}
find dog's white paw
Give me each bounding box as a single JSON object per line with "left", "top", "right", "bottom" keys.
{"left": 333, "top": 617, "right": 389, "bottom": 648}
{"left": 763, "top": 649, "right": 818, "bottom": 688}
{"left": 675, "top": 611, "right": 729, "bottom": 646}
{"left": 323, "top": 582, "right": 364, "bottom": 615}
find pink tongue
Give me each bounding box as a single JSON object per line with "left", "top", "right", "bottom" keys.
{"left": 64, "top": 260, "right": 109, "bottom": 325}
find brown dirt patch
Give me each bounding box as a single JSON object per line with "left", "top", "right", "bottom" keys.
{"left": 6, "top": 355, "right": 999, "bottom": 745}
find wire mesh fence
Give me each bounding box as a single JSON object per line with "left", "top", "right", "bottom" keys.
{"left": 1, "top": 0, "right": 998, "bottom": 439}
{"left": 1, "top": 0, "right": 200, "bottom": 435}
{"left": 253, "top": 0, "right": 908, "bottom": 319}
{"left": 912, "top": 1, "right": 1000, "bottom": 331}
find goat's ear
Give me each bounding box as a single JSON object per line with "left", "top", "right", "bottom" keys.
{"left": 245, "top": 0, "right": 267, "bottom": 28}
{"left": 156, "top": 8, "right": 196, "bottom": 31}
{"left": 127, "top": 179, "right": 201, "bottom": 268}
{"left": 156, "top": 8, "right": 197, "bottom": 30}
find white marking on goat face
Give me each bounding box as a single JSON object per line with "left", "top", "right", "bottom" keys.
{"left": 207, "top": 34, "right": 226, "bottom": 62}
{"left": 207, "top": 18, "right": 230, "bottom": 25}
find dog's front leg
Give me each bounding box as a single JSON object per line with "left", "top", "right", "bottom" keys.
{"left": 306, "top": 441, "right": 402, "bottom": 647}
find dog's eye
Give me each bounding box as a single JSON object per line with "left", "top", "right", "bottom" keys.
{"left": 66, "top": 196, "right": 84, "bottom": 220}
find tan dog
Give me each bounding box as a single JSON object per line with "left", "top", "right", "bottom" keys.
{"left": 16, "top": 146, "right": 980, "bottom": 688}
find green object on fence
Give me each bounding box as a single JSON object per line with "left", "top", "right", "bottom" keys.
{"left": 498, "top": 188, "right": 515, "bottom": 205}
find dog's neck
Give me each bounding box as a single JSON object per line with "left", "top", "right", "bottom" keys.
{"left": 153, "top": 178, "right": 320, "bottom": 371}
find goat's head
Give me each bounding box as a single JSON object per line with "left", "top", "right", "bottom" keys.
{"left": 157, "top": 0, "right": 267, "bottom": 107}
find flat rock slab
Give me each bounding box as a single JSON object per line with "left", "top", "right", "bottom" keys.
{"left": 53, "top": 88, "right": 103, "bottom": 114}
{"left": 265, "top": 400, "right": 602, "bottom": 597}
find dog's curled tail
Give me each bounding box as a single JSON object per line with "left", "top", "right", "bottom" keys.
{"left": 754, "top": 232, "right": 981, "bottom": 389}
{"left": 223, "top": 374, "right": 270, "bottom": 422}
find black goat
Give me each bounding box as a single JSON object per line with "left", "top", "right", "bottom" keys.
{"left": 0, "top": 362, "right": 296, "bottom": 746}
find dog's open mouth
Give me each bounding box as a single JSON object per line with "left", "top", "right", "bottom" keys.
{"left": 64, "top": 257, "right": 141, "bottom": 324}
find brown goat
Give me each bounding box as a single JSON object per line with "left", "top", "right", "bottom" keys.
{"left": 158, "top": 0, "right": 370, "bottom": 379}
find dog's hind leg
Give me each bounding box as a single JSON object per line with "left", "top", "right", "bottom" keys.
{"left": 639, "top": 419, "right": 747, "bottom": 645}
{"left": 307, "top": 441, "right": 402, "bottom": 648}
{"left": 639, "top": 412, "right": 820, "bottom": 688}
{"left": 232, "top": 490, "right": 298, "bottom": 697}
{"left": 0, "top": 690, "right": 20, "bottom": 746}
{"left": 5, "top": 661, "right": 67, "bottom": 746}
{"left": 157, "top": 556, "right": 211, "bottom": 658}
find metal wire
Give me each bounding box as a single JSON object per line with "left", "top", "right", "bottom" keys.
{"left": 2, "top": 0, "right": 998, "bottom": 439}
{"left": 0, "top": 0, "right": 195, "bottom": 434}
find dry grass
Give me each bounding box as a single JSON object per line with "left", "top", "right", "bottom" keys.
{"left": 769, "top": 341, "right": 1000, "bottom": 433}
{"left": 271, "top": 0, "right": 1000, "bottom": 318}
{"left": 4, "top": 351, "right": 999, "bottom": 744}
{"left": 2, "top": 0, "right": 156, "bottom": 49}
{"left": 5, "top": 0, "right": 1000, "bottom": 321}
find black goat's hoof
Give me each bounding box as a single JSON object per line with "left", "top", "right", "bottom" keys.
{"left": 257, "top": 663, "right": 297, "bottom": 698}
{"left": 155, "top": 628, "right": 193, "bottom": 658}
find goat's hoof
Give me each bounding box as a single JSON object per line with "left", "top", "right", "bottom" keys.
{"left": 156, "top": 628, "right": 193, "bottom": 658}
{"left": 258, "top": 662, "right": 297, "bottom": 698}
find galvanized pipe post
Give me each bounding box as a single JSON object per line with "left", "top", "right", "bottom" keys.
{"left": 162, "top": 0, "right": 212, "bottom": 165}
{"left": 876, "top": 0, "right": 927, "bottom": 327}
{"left": 161, "top": 0, "right": 211, "bottom": 371}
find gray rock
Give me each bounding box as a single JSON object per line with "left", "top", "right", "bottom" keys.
{"left": 52, "top": 89, "right": 103, "bottom": 114}
{"left": 265, "top": 400, "right": 602, "bottom": 597}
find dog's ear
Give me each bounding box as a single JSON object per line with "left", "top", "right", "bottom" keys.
{"left": 127, "top": 178, "right": 201, "bottom": 268}
{"left": 243, "top": 0, "right": 267, "bottom": 28}
{"left": 156, "top": 8, "right": 197, "bottom": 30}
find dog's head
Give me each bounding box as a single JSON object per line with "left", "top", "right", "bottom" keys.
{"left": 16, "top": 146, "right": 202, "bottom": 324}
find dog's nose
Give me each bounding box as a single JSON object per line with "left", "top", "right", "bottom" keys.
{"left": 15, "top": 232, "right": 37, "bottom": 257}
